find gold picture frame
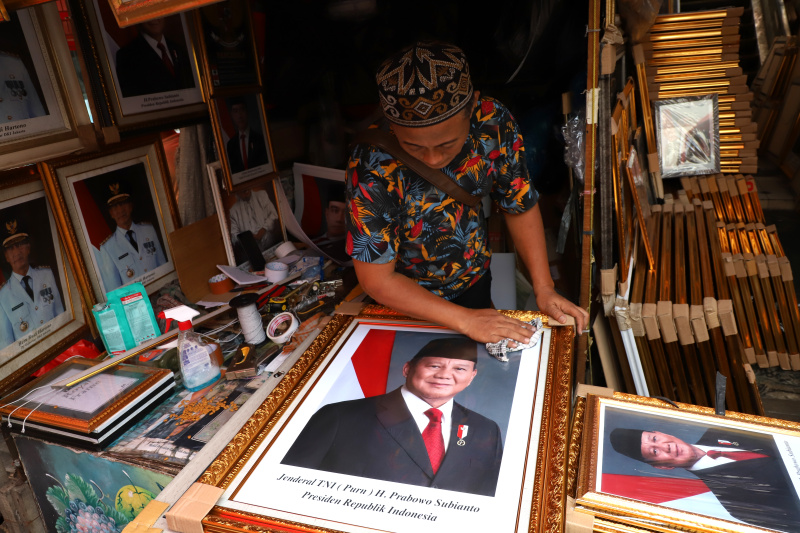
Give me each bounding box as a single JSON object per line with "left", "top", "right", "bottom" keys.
{"left": 106, "top": 0, "right": 222, "bottom": 29}
{"left": 39, "top": 139, "right": 180, "bottom": 302}
{"left": 0, "top": 167, "right": 92, "bottom": 395}
{"left": 576, "top": 393, "right": 800, "bottom": 532}
{"left": 184, "top": 308, "right": 573, "bottom": 533}
{"left": 0, "top": 3, "right": 94, "bottom": 171}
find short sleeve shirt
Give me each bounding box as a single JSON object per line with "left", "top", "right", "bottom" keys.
{"left": 345, "top": 97, "right": 539, "bottom": 300}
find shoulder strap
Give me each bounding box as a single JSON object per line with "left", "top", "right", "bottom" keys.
{"left": 352, "top": 129, "right": 482, "bottom": 207}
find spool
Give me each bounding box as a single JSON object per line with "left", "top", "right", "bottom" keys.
{"left": 265, "top": 262, "right": 288, "bottom": 283}
{"left": 229, "top": 293, "right": 267, "bottom": 345}
{"left": 267, "top": 312, "right": 299, "bottom": 343}
{"left": 275, "top": 241, "right": 297, "bottom": 258}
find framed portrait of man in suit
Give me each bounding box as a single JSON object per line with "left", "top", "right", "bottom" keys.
{"left": 577, "top": 394, "right": 800, "bottom": 533}
{"left": 210, "top": 92, "right": 276, "bottom": 190}
{"left": 183, "top": 310, "right": 574, "bottom": 533}
{"left": 0, "top": 169, "right": 90, "bottom": 394}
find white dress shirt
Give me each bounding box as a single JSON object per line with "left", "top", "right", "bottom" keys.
{"left": 401, "top": 385, "right": 453, "bottom": 452}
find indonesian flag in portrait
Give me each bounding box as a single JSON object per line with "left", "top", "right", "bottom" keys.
{"left": 319, "top": 329, "right": 397, "bottom": 407}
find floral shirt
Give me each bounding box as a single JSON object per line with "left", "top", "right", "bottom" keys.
{"left": 345, "top": 97, "right": 538, "bottom": 300}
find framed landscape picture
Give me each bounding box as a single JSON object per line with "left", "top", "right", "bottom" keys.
{"left": 576, "top": 394, "right": 800, "bottom": 533}
{"left": 177, "top": 309, "right": 573, "bottom": 533}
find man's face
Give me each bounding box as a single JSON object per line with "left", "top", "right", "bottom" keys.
{"left": 640, "top": 431, "right": 702, "bottom": 469}
{"left": 236, "top": 189, "right": 252, "bottom": 202}
{"left": 325, "top": 201, "right": 346, "bottom": 237}
{"left": 109, "top": 201, "right": 134, "bottom": 230}
{"left": 390, "top": 92, "right": 478, "bottom": 169}
{"left": 140, "top": 19, "right": 166, "bottom": 39}
{"left": 231, "top": 104, "right": 249, "bottom": 131}
{"left": 403, "top": 356, "right": 477, "bottom": 408}
{"left": 4, "top": 241, "right": 31, "bottom": 275}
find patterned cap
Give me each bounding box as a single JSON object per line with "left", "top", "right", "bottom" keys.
{"left": 2, "top": 220, "right": 29, "bottom": 248}
{"left": 106, "top": 182, "right": 131, "bottom": 207}
{"left": 376, "top": 41, "right": 474, "bottom": 127}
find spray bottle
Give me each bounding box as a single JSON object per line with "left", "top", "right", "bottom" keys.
{"left": 164, "top": 306, "right": 221, "bottom": 391}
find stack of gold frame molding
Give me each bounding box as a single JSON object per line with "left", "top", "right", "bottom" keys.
{"left": 680, "top": 174, "right": 800, "bottom": 376}
{"left": 637, "top": 7, "right": 758, "bottom": 175}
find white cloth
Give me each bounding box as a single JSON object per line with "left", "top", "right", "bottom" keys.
{"left": 400, "top": 385, "right": 453, "bottom": 452}
{"left": 0, "top": 266, "right": 64, "bottom": 347}
{"left": 229, "top": 189, "right": 279, "bottom": 250}
{"left": 95, "top": 221, "right": 166, "bottom": 292}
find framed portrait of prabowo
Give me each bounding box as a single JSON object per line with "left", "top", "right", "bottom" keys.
{"left": 0, "top": 169, "right": 91, "bottom": 395}
{"left": 208, "top": 162, "right": 286, "bottom": 266}
{"left": 210, "top": 92, "right": 276, "bottom": 190}
{"left": 172, "top": 309, "right": 573, "bottom": 533}
{"left": 576, "top": 394, "right": 800, "bottom": 533}
{"left": 193, "top": 0, "right": 261, "bottom": 96}
{"left": 0, "top": 3, "right": 94, "bottom": 171}
{"left": 68, "top": 0, "right": 205, "bottom": 132}
{"left": 39, "top": 140, "right": 178, "bottom": 302}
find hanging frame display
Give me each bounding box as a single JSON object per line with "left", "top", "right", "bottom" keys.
{"left": 177, "top": 309, "right": 573, "bottom": 533}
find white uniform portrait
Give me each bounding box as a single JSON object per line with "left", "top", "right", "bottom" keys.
{"left": 0, "top": 266, "right": 64, "bottom": 348}
{"left": 229, "top": 188, "right": 279, "bottom": 250}
{"left": 0, "top": 51, "right": 46, "bottom": 124}
{"left": 95, "top": 221, "right": 166, "bottom": 292}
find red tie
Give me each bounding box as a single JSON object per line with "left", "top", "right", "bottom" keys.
{"left": 240, "top": 134, "right": 249, "bottom": 169}
{"left": 707, "top": 450, "right": 768, "bottom": 461}
{"left": 422, "top": 408, "right": 445, "bottom": 474}
{"left": 157, "top": 42, "right": 175, "bottom": 76}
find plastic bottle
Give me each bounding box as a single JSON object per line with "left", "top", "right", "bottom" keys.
{"left": 177, "top": 320, "right": 221, "bottom": 391}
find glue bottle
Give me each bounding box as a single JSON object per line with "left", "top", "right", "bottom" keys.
{"left": 177, "top": 319, "right": 221, "bottom": 391}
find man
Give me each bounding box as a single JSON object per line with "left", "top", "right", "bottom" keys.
{"left": 115, "top": 18, "right": 195, "bottom": 98}
{"left": 95, "top": 183, "right": 166, "bottom": 292}
{"left": 346, "top": 41, "right": 587, "bottom": 345}
{"left": 0, "top": 220, "right": 64, "bottom": 348}
{"left": 282, "top": 337, "right": 503, "bottom": 497}
{"left": 312, "top": 184, "right": 347, "bottom": 245}
{"left": 225, "top": 99, "right": 269, "bottom": 173}
{"left": 610, "top": 427, "right": 800, "bottom": 531}
{"left": 1, "top": 50, "right": 46, "bottom": 123}
{"left": 228, "top": 187, "right": 279, "bottom": 255}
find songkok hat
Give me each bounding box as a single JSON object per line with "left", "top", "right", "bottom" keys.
{"left": 410, "top": 337, "right": 477, "bottom": 364}
{"left": 609, "top": 428, "right": 645, "bottom": 462}
{"left": 2, "top": 220, "right": 28, "bottom": 248}
{"left": 106, "top": 182, "right": 131, "bottom": 207}
{"left": 376, "top": 41, "right": 474, "bottom": 127}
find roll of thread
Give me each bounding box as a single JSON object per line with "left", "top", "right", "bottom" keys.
{"left": 229, "top": 293, "right": 266, "bottom": 345}
{"left": 265, "top": 261, "right": 288, "bottom": 283}
{"left": 275, "top": 241, "right": 297, "bottom": 258}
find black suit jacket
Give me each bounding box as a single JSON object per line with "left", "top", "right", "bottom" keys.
{"left": 226, "top": 130, "right": 268, "bottom": 173}
{"left": 115, "top": 33, "right": 195, "bottom": 98}
{"left": 690, "top": 428, "right": 800, "bottom": 531}
{"left": 282, "top": 388, "right": 503, "bottom": 496}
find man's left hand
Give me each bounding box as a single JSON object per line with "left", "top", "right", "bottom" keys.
{"left": 535, "top": 287, "right": 588, "bottom": 334}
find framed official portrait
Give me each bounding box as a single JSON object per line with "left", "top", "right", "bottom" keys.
{"left": 0, "top": 3, "right": 94, "bottom": 171}
{"left": 193, "top": 0, "right": 261, "bottom": 96}
{"left": 654, "top": 94, "right": 720, "bottom": 180}
{"left": 210, "top": 92, "right": 276, "bottom": 190}
{"left": 0, "top": 168, "right": 91, "bottom": 396}
{"left": 576, "top": 394, "right": 800, "bottom": 533}
{"left": 186, "top": 308, "right": 573, "bottom": 533}
{"left": 68, "top": 0, "right": 205, "bottom": 132}
{"left": 207, "top": 162, "right": 286, "bottom": 266}
{"left": 39, "top": 140, "right": 179, "bottom": 301}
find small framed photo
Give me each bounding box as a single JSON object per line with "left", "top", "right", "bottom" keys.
{"left": 654, "top": 94, "right": 720, "bottom": 179}
{"left": 39, "top": 140, "right": 178, "bottom": 300}
{"left": 0, "top": 3, "right": 93, "bottom": 170}
{"left": 210, "top": 92, "right": 276, "bottom": 190}
{"left": 194, "top": 0, "right": 261, "bottom": 95}
{"left": 577, "top": 394, "right": 800, "bottom": 532}
{"left": 69, "top": 0, "right": 205, "bottom": 131}
{"left": 0, "top": 169, "right": 90, "bottom": 392}
{"left": 207, "top": 161, "right": 286, "bottom": 266}
{"left": 192, "top": 309, "right": 574, "bottom": 533}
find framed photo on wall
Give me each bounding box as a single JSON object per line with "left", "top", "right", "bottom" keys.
{"left": 576, "top": 394, "right": 800, "bottom": 533}
{"left": 183, "top": 309, "right": 573, "bottom": 533}
{"left": 39, "top": 140, "right": 179, "bottom": 301}
{"left": 0, "top": 169, "right": 91, "bottom": 394}
{"left": 193, "top": 0, "right": 261, "bottom": 96}
{"left": 0, "top": 3, "right": 94, "bottom": 170}
{"left": 68, "top": 0, "right": 205, "bottom": 131}
{"left": 210, "top": 92, "right": 276, "bottom": 190}
{"left": 207, "top": 162, "right": 285, "bottom": 266}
